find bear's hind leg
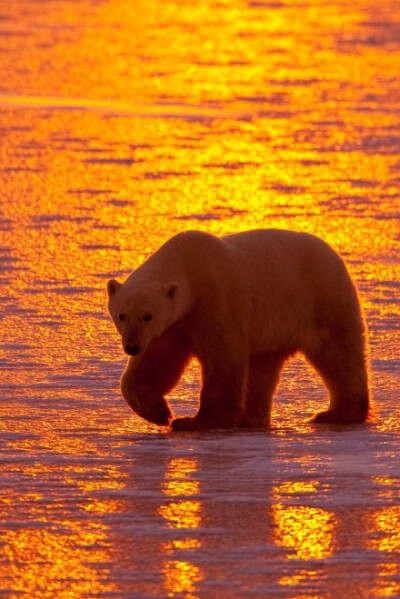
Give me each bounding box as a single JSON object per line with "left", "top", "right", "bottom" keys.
{"left": 121, "top": 328, "right": 191, "bottom": 426}
{"left": 306, "top": 333, "right": 370, "bottom": 424}
{"left": 240, "top": 352, "right": 287, "bottom": 428}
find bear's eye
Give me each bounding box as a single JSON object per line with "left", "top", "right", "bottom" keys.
{"left": 118, "top": 314, "right": 126, "bottom": 322}
{"left": 143, "top": 313, "right": 153, "bottom": 322}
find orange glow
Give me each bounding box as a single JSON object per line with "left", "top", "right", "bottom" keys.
{"left": 1, "top": 526, "right": 115, "bottom": 597}
{"left": 370, "top": 507, "right": 400, "bottom": 554}
{"left": 273, "top": 504, "right": 335, "bottom": 560}
{"left": 373, "top": 564, "right": 400, "bottom": 598}
{"left": 159, "top": 500, "right": 202, "bottom": 530}
{"left": 367, "top": 505, "right": 400, "bottom": 599}
{"left": 162, "top": 458, "right": 201, "bottom": 497}
{"left": 272, "top": 482, "right": 336, "bottom": 561}
{"left": 0, "top": 0, "right": 399, "bottom": 595}
{"left": 162, "top": 560, "right": 202, "bottom": 598}
{"left": 159, "top": 457, "right": 203, "bottom": 596}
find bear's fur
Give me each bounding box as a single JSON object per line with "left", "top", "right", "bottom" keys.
{"left": 107, "top": 229, "right": 370, "bottom": 431}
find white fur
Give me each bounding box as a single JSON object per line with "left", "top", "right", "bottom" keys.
{"left": 107, "top": 229, "right": 370, "bottom": 430}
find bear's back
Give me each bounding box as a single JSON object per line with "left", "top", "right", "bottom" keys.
{"left": 222, "top": 229, "right": 357, "bottom": 351}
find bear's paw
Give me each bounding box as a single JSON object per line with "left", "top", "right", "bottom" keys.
{"left": 138, "top": 397, "right": 172, "bottom": 427}
{"left": 170, "top": 416, "right": 202, "bottom": 432}
{"left": 312, "top": 408, "right": 368, "bottom": 425}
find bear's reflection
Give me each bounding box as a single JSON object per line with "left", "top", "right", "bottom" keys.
{"left": 158, "top": 457, "right": 204, "bottom": 596}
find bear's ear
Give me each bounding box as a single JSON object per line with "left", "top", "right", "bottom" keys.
{"left": 107, "top": 279, "right": 122, "bottom": 298}
{"left": 163, "top": 281, "right": 178, "bottom": 299}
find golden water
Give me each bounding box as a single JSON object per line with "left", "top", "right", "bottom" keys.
{"left": 0, "top": 0, "right": 399, "bottom": 596}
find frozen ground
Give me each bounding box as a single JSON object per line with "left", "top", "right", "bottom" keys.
{"left": 0, "top": 0, "right": 399, "bottom": 597}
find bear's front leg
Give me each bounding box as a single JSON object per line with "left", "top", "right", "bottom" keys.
{"left": 121, "top": 359, "right": 172, "bottom": 426}
{"left": 171, "top": 371, "right": 247, "bottom": 431}
{"left": 171, "top": 341, "right": 248, "bottom": 431}
{"left": 121, "top": 328, "right": 191, "bottom": 426}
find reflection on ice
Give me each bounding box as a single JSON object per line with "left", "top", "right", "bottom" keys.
{"left": 159, "top": 458, "right": 203, "bottom": 595}
{"left": 159, "top": 500, "right": 202, "bottom": 531}
{"left": 0, "top": 0, "right": 399, "bottom": 595}
{"left": 162, "top": 458, "right": 200, "bottom": 498}
{"left": 1, "top": 520, "right": 114, "bottom": 597}
{"left": 272, "top": 504, "right": 335, "bottom": 560}
{"left": 1, "top": 419, "right": 400, "bottom": 596}
{"left": 163, "top": 560, "right": 202, "bottom": 598}
{"left": 371, "top": 507, "right": 400, "bottom": 554}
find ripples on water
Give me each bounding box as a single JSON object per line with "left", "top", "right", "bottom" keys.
{"left": 0, "top": 0, "right": 399, "bottom": 597}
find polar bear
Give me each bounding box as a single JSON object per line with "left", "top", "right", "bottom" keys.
{"left": 107, "top": 229, "right": 370, "bottom": 431}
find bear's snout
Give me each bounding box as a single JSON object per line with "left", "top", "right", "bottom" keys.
{"left": 125, "top": 343, "right": 141, "bottom": 356}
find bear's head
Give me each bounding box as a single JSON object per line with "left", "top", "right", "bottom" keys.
{"left": 107, "top": 277, "right": 178, "bottom": 356}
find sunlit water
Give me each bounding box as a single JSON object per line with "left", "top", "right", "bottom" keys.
{"left": 0, "top": 0, "right": 399, "bottom": 597}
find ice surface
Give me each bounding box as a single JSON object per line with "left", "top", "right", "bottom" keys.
{"left": 0, "top": 0, "right": 399, "bottom": 596}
